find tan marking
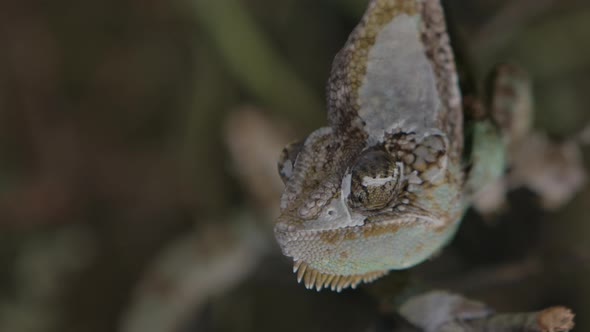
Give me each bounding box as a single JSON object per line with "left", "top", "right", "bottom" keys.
{"left": 319, "top": 231, "right": 341, "bottom": 245}
{"left": 434, "top": 223, "right": 451, "bottom": 233}
{"left": 344, "top": 231, "right": 360, "bottom": 241}
{"left": 362, "top": 222, "right": 404, "bottom": 238}
{"left": 415, "top": 243, "right": 424, "bottom": 252}
{"left": 320, "top": 228, "right": 360, "bottom": 244}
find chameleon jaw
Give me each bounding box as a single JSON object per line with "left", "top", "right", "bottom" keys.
{"left": 292, "top": 260, "right": 388, "bottom": 292}
{"left": 276, "top": 212, "right": 460, "bottom": 292}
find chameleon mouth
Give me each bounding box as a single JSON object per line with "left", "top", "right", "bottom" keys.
{"left": 276, "top": 214, "right": 455, "bottom": 292}
{"left": 292, "top": 260, "right": 388, "bottom": 292}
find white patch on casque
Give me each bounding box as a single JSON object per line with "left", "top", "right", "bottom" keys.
{"left": 358, "top": 14, "right": 442, "bottom": 140}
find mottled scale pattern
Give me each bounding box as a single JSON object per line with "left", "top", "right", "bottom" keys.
{"left": 418, "top": 0, "right": 463, "bottom": 158}
{"left": 279, "top": 128, "right": 341, "bottom": 215}
{"left": 278, "top": 140, "right": 304, "bottom": 183}
{"left": 275, "top": 0, "right": 467, "bottom": 292}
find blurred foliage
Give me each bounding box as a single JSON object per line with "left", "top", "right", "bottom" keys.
{"left": 0, "top": 0, "right": 589, "bottom": 331}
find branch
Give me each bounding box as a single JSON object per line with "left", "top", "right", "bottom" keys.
{"left": 398, "top": 291, "right": 574, "bottom": 332}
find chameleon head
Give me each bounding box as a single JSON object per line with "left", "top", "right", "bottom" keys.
{"left": 275, "top": 127, "right": 464, "bottom": 291}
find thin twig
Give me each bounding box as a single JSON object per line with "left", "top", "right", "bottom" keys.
{"left": 398, "top": 291, "right": 574, "bottom": 332}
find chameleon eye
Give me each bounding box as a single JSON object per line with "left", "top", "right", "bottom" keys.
{"left": 348, "top": 150, "right": 401, "bottom": 211}
{"left": 278, "top": 141, "right": 304, "bottom": 184}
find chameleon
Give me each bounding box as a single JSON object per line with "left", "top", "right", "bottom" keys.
{"left": 119, "top": 1, "right": 584, "bottom": 329}
{"left": 274, "top": 0, "right": 527, "bottom": 291}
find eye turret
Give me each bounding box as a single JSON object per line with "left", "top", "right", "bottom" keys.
{"left": 348, "top": 149, "right": 402, "bottom": 211}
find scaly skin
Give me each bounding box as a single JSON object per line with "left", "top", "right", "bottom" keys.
{"left": 274, "top": 0, "right": 524, "bottom": 291}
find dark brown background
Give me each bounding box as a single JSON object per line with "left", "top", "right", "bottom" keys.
{"left": 0, "top": 0, "right": 589, "bottom": 331}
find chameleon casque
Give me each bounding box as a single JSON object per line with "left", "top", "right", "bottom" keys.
{"left": 275, "top": 0, "right": 514, "bottom": 291}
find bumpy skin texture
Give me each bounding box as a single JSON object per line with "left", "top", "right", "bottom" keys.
{"left": 275, "top": 0, "right": 496, "bottom": 291}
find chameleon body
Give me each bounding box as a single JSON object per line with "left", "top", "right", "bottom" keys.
{"left": 275, "top": 0, "right": 509, "bottom": 291}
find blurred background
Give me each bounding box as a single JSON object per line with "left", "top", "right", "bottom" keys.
{"left": 0, "top": 0, "right": 589, "bottom": 331}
